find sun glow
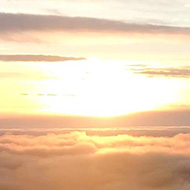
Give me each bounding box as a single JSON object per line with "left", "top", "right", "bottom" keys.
{"left": 34, "top": 59, "right": 179, "bottom": 117}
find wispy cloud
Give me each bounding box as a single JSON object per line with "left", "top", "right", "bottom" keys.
{"left": 130, "top": 65, "right": 190, "bottom": 78}
{"left": 0, "top": 54, "right": 85, "bottom": 62}
{"left": 1, "top": 12, "right": 190, "bottom": 35}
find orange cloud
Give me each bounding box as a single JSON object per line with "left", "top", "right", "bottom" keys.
{"left": 0, "top": 130, "right": 190, "bottom": 190}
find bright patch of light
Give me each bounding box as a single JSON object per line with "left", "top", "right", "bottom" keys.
{"left": 36, "top": 59, "right": 179, "bottom": 117}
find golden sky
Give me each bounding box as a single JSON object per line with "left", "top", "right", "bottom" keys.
{"left": 1, "top": 2, "right": 190, "bottom": 190}
{"left": 0, "top": 0, "right": 190, "bottom": 124}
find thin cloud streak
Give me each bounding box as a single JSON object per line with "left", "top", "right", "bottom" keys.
{"left": 1, "top": 12, "right": 190, "bottom": 35}
{"left": 0, "top": 54, "right": 85, "bottom": 62}
{"left": 130, "top": 66, "right": 190, "bottom": 78}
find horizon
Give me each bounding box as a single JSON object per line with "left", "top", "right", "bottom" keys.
{"left": 0, "top": 1, "right": 190, "bottom": 190}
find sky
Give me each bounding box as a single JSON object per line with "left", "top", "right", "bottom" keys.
{"left": 0, "top": 0, "right": 190, "bottom": 125}
{"left": 1, "top": 1, "right": 190, "bottom": 190}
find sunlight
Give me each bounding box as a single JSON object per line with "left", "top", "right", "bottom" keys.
{"left": 36, "top": 59, "right": 179, "bottom": 117}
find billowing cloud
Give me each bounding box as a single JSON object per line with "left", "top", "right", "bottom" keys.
{"left": 0, "top": 54, "right": 85, "bottom": 62}
{"left": 1, "top": 12, "right": 190, "bottom": 35}
{"left": 0, "top": 129, "right": 190, "bottom": 190}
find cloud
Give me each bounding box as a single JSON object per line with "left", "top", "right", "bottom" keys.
{"left": 0, "top": 54, "right": 85, "bottom": 62}
{"left": 1, "top": 125, "right": 190, "bottom": 137}
{"left": 130, "top": 65, "right": 190, "bottom": 78}
{"left": 1, "top": 12, "right": 190, "bottom": 35}
{"left": 0, "top": 130, "right": 190, "bottom": 190}
{"left": 1, "top": 109, "right": 190, "bottom": 128}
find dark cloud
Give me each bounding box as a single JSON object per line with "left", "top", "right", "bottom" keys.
{"left": 0, "top": 54, "right": 85, "bottom": 62}
{"left": 0, "top": 12, "right": 190, "bottom": 35}
{"left": 130, "top": 66, "right": 190, "bottom": 78}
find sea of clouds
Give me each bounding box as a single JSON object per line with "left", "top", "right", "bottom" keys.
{"left": 0, "top": 127, "right": 190, "bottom": 190}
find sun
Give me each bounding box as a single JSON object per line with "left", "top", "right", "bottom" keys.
{"left": 1, "top": 59, "right": 180, "bottom": 117}
{"left": 32, "top": 59, "right": 179, "bottom": 117}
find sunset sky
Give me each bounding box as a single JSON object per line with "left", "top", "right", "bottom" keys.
{"left": 0, "top": 0, "right": 190, "bottom": 124}
{"left": 1, "top": 1, "right": 190, "bottom": 190}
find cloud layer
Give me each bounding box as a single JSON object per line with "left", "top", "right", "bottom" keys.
{"left": 0, "top": 54, "right": 85, "bottom": 62}
{"left": 0, "top": 129, "right": 190, "bottom": 190}
{"left": 1, "top": 12, "right": 190, "bottom": 35}
{"left": 1, "top": 110, "right": 190, "bottom": 128}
